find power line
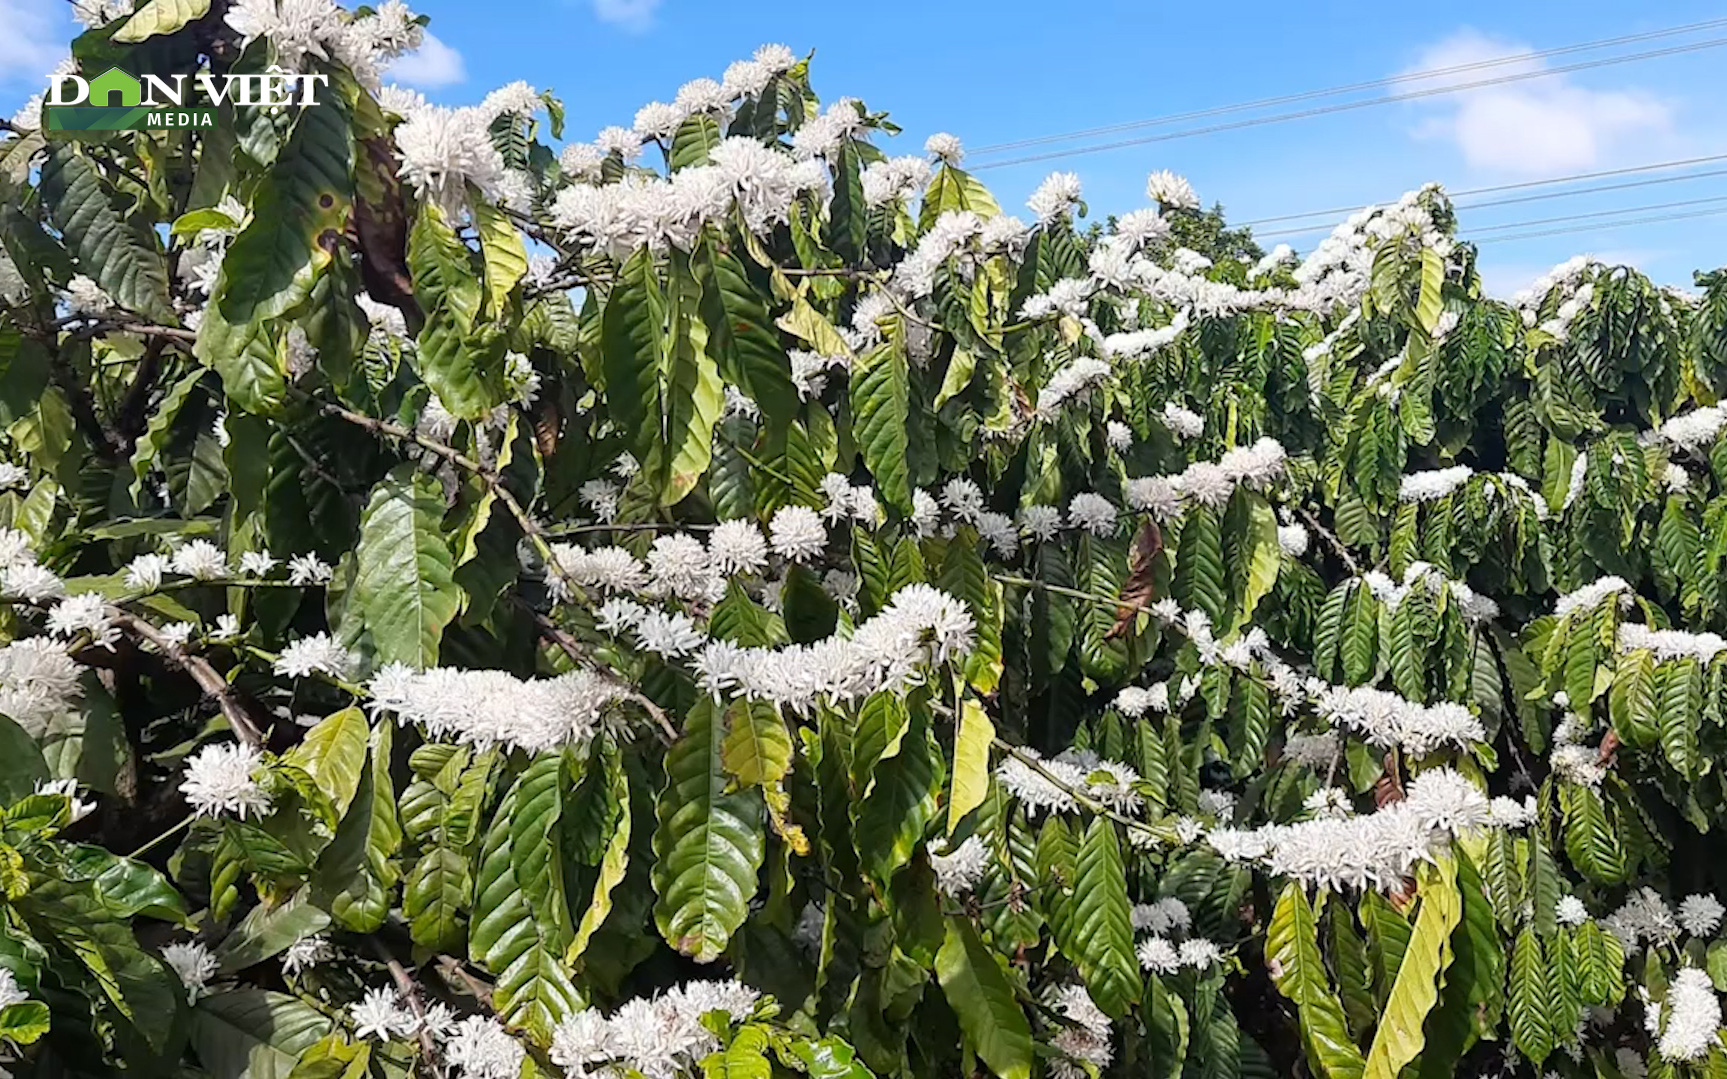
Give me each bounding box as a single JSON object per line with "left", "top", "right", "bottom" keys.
{"left": 1247, "top": 167, "right": 1727, "bottom": 240}
{"left": 969, "top": 37, "right": 1727, "bottom": 171}
{"left": 1236, "top": 152, "right": 1727, "bottom": 227}
{"left": 969, "top": 17, "right": 1727, "bottom": 158}
{"left": 1465, "top": 193, "right": 1727, "bottom": 235}
{"left": 1475, "top": 204, "right": 1727, "bottom": 244}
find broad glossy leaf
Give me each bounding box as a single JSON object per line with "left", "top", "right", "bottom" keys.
{"left": 282, "top": 708, "right": 368, "bottom": 818}
{"left": 39, "top": 147, "right": 172, "bottom": 321}
{"left": 192, "top": 990, "right": 333, "bottom": 1079}
{"left": 1363, "top": 856, "right": 1459, "bottom": 1079}
{"left": 1048, "top": 817, "right": 1139, "bottom": 1018}
{"left": 936, "top": 916, "right": 1032, "bottom": 1079}
{"left": 652, "top": 698, "right": 766, "bottom": 961}
{"left": 948, "top": 698, "right": 994, "bottom": 832}
{"left": 113, "top": 0, "right": 211, "bottom": 41}
{"left": 1268, "top": 883, "right": 1366, "bottom": 1079}
{"left": 352, "top": 465, "right": 459, "bottom": 667}
{"left": 603, "top": 247, "right": 666, "bottom": 455}
{"left": 849, "top": 341, "right": 912, "bottom": 512}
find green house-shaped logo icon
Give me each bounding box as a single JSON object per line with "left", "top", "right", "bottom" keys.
{"left": 88, "top": 67, "right": 142, "bottom": 108}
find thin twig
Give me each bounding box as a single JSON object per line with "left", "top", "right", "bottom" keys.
{"left": 1293, "top": 504, "right": 1361, "bottom": 575}
{"left": 299, "top": 390, "right": 581, "bottom": 599}
{"left": 111, "top": 610, "right": 268, "bottom": 746}
{"left": 371, "top": 940, "right": 446, "bottom": 1079}
{"left": 523, "top": 603, "right": 677, "bottom": 744}
{"left": 992, "top": 737, "right": 1147, "bottom": 831}
{"left": 545, "top": 521, "right": 714, "bottom": 537}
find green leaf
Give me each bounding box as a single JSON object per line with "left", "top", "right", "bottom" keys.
{"left": 670, "top": 114, "right": 722, "bottom": 170}
{"left": 936, "top": 916, "right": 1033, "bottom": 1079}
{"left": 661, "top": 255, "right": 725, "bottom": 504}
{"left": 128, "top": 367, "right": 204, "bottom": 498}
{"left": 830, "top": 141, "right": 867, "bottom": 263}
{"left": 920, "top": 165, "right": 1001, "bottom": 231}
{"left": 112, "top": 0, "right": 210, "bottom": 40}
{"left": 1048, "top": 818, "right": 1140, "bottom": 1018}
{"left": 721, "top": 699, "right": 793, "bottom": 788}
{"left": 211, "top": 100, "right": 352, "bottom": 326}
{"left": 849, "top": 341, "right": 912, "bottom": 512}
{"left": 0, "top": 716, "right": 49, "bottom": 801}
{"left": 352, "top": 464, "right": 460, "bottom": 667}
{"left": 570, "top": 737, "right": 631, "bottom": 960}
{"left": 1658, "top": 657, "right": 1703, "bottom": 779}
{"left": 405, "top": 845, "right": 469, "bottom": 953}
{"left": 214, "top": 890, "right": 331, "bottom": 974}
{"left": 312, "top": 721, "right": 400, "bottom": 933}
{"left": 39, "top": 147, "right": 173, "bottom": 321}
{"left": 1416, "top": 248, "right": 1445, "bottom": 334}
{"left": 194, "top": 303, "right": 284, "bottom": 415}
{"left": 472, "top": 196, "right": 528, "bottom": 317}
{"left": 853, "top": 704, "right": 942, "bottom": 884}
{"left": 1174, "top": 506, "right": 1227, "bottom": 625}
{"left": 603, "top": 248, "right": 666, "bottom": 455}
{"left": 1561, "top": 782, "right": 1628, "bottom": 884}
{"left": 510, "top": 752, "right": 572, "bottom": 952}
{"left": 0, "top": 1001, "right": 49, "bottom": 1046}
{"left": 282, "top": 708, "right": 368, "bottom": 819}
{"left": 411, "top": 203, "right": 506, "bottom": 419}
{"left": 59, "top": 844, "right": 186, "bottom": 922}
{"left": 1268, "top": 883, "right": 1367, "bottom": 1079}
{"left": 652, "top": 698, "right": 765, "bottom": 961}
{"left": 191, "top": 990, "right": 333, "bottom": 1079}
{"left": 1363, "top": 856, "right": 1459, "bottom": 1079}
{"left": 471, "top": 774, "right": 579, "bottom": 1039}
{"left": 1231, "top": 493, "right": 1281, "bottom": 632}
{"left": 1418, "top": 851, "right": 1505, "bottom": 1079}
{"left": 948, "top": 698, "right": 994, "bottom": 831}
{"left": 1609, "top": 649, "right": 1660, "bottom": 749}
{"left": 1508, "top": 926, "right": 1553, "bottom": 1065}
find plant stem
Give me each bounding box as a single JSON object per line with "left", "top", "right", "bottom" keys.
{"left": 129, "top": 814, "right": 193, "bottom": 859}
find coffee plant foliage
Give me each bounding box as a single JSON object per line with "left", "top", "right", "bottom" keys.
{"left": 4, "top": 3, "right": 1727, "bottom": 1077}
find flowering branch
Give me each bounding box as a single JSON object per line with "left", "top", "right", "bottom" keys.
{"left": 370, "top": 939, "right": 447, "bottom": 1079}
{"left": 521, "top": 602, "right": 678, "bottom": 744}
{"left": 990, "top": 737, "right": 1145, "bottom": 831}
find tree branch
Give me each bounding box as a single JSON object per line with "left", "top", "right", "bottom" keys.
{"left": 1292, "top": 504, "right": 1360, "bottom": 575}
{"left": 522, "top": 602, "right": 677, "bottom": 744}
{"left": 370, "top": 939, "right": 446, "bottom": 1079}
{"left": 109, "top": 610, "right": 269, "bottom": 747}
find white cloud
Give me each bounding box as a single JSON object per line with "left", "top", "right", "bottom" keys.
{"left": 1403, "top": 30, "right": 1673, "bottom": 176}
{"left": 385, "top": 32, "right": 466, "bottom": 89}
{"left": 0, "top": 0, "right": 66, "bottom": 88}
{"left": 592, "top": 0, "right": 661, "bottom": 32}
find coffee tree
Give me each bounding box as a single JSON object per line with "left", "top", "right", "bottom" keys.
{"left": 3, "top": 2, "right": 1727, "bottom": 1076}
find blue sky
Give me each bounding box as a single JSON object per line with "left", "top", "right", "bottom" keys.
{"left": 6, "top": 0, "right": 1727, "bottom": 295}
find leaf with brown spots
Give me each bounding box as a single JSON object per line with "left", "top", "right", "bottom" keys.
{"left": 1107, "top": 519, "right": 1163, "bottom": 640}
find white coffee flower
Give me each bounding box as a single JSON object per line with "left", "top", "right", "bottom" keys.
{"left": 181, "top": 742, "right": 271, "bottom": 819}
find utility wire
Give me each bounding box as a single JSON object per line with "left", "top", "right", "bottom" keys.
{"left": 1476, "top": 205, "right": 1727, "bottom": 244}
{"left": 1465, "top": 193, "right": 1727, "bottom": 235}
{"left": 1236, "top": 152, "right": 1727, "bottom": 227}
{"left": 970, "top": 37, "right": 1727, "bottom": 171}
{"left": 1248, "top": 170, "right": 1727, "bottom": 240}
{"left": 968, "top": 17, "right": 1727, "bottom": 157}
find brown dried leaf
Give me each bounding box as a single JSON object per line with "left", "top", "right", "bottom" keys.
{"left": 1106, "top": 518, "right": 1163, "bottom": 640}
